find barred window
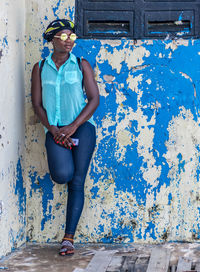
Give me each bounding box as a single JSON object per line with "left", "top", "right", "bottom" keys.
{"left": 75, "top": 0, "right": 200, "bottom": 39}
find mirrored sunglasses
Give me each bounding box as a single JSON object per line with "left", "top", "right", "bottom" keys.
{"left": 54, "top": 33, "right": 77, "bottom": 41}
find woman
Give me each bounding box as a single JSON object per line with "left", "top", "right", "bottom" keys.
{"left": 31, "top": 19, "right": 99, "bottom": 256}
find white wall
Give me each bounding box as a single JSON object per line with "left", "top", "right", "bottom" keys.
{"left": 0, "top": 0, "right": 26, "bottom": 258}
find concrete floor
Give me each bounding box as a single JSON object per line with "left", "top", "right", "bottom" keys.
{"left": 1, "top": 243, "right": 200, "bottom": 272}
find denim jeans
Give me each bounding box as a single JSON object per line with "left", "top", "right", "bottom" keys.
{"left": 45, "top": 121, "right": 96, "bottom": 234}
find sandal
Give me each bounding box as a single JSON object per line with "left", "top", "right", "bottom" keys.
{"left": 59, "top": 238, "right": 75, "bottom": 256}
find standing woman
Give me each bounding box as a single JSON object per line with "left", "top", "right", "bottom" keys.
{"left": 31, "top": 19, "right": 99, "bottom": 256}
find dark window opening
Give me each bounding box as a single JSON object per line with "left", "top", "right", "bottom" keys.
{"left": 88, "top": 20, "right": 130, "bottom": 34}
{"left": 148, "top": 20, "right": 191, "bottom": 33}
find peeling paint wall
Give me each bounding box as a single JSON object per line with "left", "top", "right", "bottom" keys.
{"left": 0, "top": 0, "right": 26, "bottom": 258}
{"left": 25, "top": 1, "right": 200, "bottom": 243}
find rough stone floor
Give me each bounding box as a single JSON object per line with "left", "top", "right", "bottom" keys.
{"left": 0, "top": 243, "right": 200, "bottom": 272}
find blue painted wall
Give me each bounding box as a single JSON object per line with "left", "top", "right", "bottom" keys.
{"left": 25, "top": 1, "right": 200, "bottom": 243}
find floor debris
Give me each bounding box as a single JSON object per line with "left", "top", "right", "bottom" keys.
{"left": 1, "top": 243, "right": 200, "bottom": 272}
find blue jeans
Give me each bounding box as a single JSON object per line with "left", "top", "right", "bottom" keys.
{"left": 45, "top": 121, "right": 96, "bottom": 235}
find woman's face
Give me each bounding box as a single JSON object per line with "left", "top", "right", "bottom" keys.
{"left": 52, "top": 29, "right": 75, "bottom": 53}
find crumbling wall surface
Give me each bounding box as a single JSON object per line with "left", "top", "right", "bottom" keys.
{"left": 0, "top": 0, "right": 26, "bottom": 258}
{"left": 25, "top": 0, "right": 200, "bottom": 243}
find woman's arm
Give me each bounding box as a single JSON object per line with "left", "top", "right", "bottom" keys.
{"left": 55, "top": 59, "right": 99, "bottom": 143}
{"left": 31, "top": 63, "right": 59, "bottom": 136}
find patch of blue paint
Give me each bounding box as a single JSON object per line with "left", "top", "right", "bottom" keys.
{"left": 144, "top": 222, "right": 157, "bottom": 240}
{"left": 195, "top": 146, "right": 200, "bottom": 183}
{"left": 29, "top": 172, "right": 54, "bottom": 231}
{"left": 41, "top": 46, "right": 50, "bottom": 59}
{"left": 191, "top": 226, "right": 200, "bottom": 239}
{"left": 94, "top": 215, "right": 136, "bottom": 243}
{"left": 120, "top": 89, "right": 138, "bottom": 112}
{"left": 15, "top": 159, "right": 26, "bottom": 225}
{"left": 178, "top": 13, "right": 183, "bottom": 21}
{"left": 55, "top": 203, "right": 62, "bottom": 210}
{"left": 6, "top": 159, "right": 27, "bottom": 250}
{"left": 52, "top": 1, "right": 62, "bottom": 19}
{"left": 73, "top": 40, "right": 102, "bottom": 68}
{"left": 177, "top": 153, "right": 185, "bottom": 174}
{"left": 68, "top": 7, "right": 75, "bottom": 20}
{"left": 90, "top": 185, "right": 100, "bottom": 199}
{"left": 168, "top": 193, "right": 172, "bottom": 205}
{"left": 136, "top": 227, "right": 143, "bottom": 240}
{"left": 39, "top": 174, "right": 54, "bottom": 230}
{"left": 2, "top": 36, "right": 8, "bottom": 47}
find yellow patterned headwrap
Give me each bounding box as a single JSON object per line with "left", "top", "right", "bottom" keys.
{"left": 43, "top": 19, "right": 75, "bottom": 42}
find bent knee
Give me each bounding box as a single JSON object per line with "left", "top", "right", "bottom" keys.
{"left": 68, "top": 176, "right": 85, "bottom": 190}
{"left": 50, "top": 171, "right": 74, "bottom": 184}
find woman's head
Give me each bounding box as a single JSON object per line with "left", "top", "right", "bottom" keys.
{"left": 43, "top": 19, "right": 75, "bottom": 42}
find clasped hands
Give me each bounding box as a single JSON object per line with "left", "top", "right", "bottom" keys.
{"left": 50, "top": 124, "right": 77, "bottom": 149}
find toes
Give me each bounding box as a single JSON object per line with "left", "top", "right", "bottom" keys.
{"left": 59, "top": 246, "right": 74, "bottom": 256}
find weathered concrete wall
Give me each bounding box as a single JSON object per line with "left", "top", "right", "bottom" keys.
{"left": 0, "top": 0, "right": 26, "bottom": 258}
{"left": 25, "top": 0, "right": 200, "bottom": 243}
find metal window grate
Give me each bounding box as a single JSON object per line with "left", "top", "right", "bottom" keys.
{"left": 75, "top": 0, "right": 200, "bottom": 39}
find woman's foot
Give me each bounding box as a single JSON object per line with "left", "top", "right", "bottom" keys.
{"left": 59, "top": 238, "right": 75, "bottom": 256}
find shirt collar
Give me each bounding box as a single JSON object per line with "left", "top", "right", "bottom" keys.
{"left": 46, "top": 52, "right": 76, "bottom": 68}
{"left": 70, "top": 53, "right": 77, "bottom": 63}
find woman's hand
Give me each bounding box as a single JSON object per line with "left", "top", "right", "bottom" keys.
{"left": 54, "top": 124, "right": 78, "bottom": 149}
{"left": 49, "top": 125, "right": 60, "bottom": 137}
{"left": 50, "top": 126, "right": 68, "bottom": 147}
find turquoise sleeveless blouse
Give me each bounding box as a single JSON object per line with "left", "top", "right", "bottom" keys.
{"left": 40, "top": 53, "right": 95, "bottom": 133}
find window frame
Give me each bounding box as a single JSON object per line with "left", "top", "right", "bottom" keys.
{"left": 75, "top": 0, "right": 200, "bottom": 39}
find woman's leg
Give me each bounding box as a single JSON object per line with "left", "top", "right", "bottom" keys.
{"left": 45, "top": 124, "right": 96, "bottom": 256}
{"left": 45, "top": 132, "right": 74, "bottom": 184}
{"left": 65, "top": 122, "right": 96, "bottom": 235}
{"left": 45, "top": 131, "right": 75, "bottom": 256}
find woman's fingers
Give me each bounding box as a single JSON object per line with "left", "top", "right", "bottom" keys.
{"left": 63, "top": 137, "right": 72, "bottom": 149}
{"left": 55, "top": 136, "right": 73, "bottom": 149}
{"left": 53, "top": 132, "right": 74, "bottom": 149}
{"left": 68, "top": 137, "right": 75, "bottom": 146}
{"left": 54, "top": 132, "right": 65, "bottom": 142}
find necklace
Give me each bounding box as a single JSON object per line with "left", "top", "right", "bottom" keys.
{"left": 55, "top": 63, "right": 60, "bottom": 69}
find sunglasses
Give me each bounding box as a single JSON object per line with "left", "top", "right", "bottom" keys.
{"left": 54, "top": 33, "right": 77, "bottom": 41}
